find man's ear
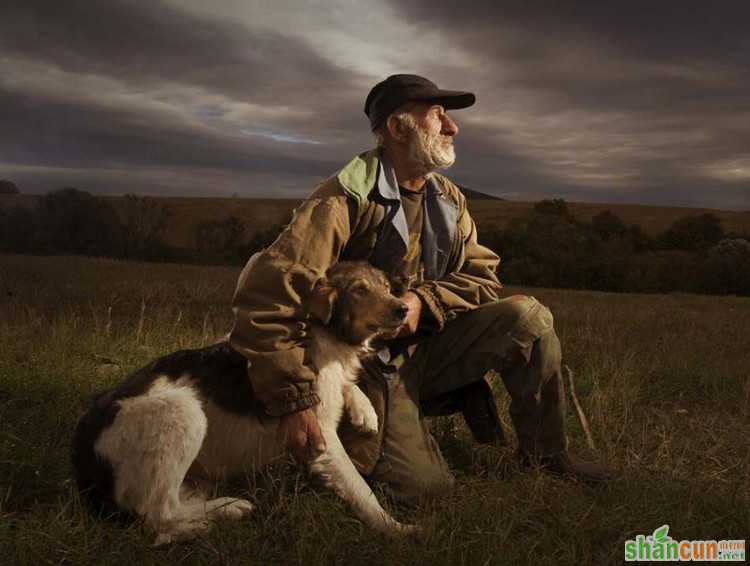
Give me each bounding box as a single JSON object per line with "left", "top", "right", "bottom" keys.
{"left": 307, "top": 282, "right": 338, "bottom": 325}
{"left": 386, "top": 114, "right": 408, "bottom": 143}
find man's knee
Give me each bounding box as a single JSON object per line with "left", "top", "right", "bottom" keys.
{"left": 473, "top": 295, "right": 556, "bottom": 368}
{"left": 369, "top": 425, "right": 455, "bottom": 499}
{"left": 478, "top": 295, "right": 555, "bottom": 336}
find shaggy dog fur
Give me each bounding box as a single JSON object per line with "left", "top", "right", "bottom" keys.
{"left": 72, "top": 262, "right": 417, "bottom": 544}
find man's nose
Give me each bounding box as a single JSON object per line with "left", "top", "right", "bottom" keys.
{"left": 441, "top": 113, "right": 459, "bottom": 136}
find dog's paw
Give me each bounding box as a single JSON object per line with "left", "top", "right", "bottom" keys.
{"left": 153, "top": 532, "right": 175, "bottom": 547}
{"left": 206, "top": 497, "right": 254, "bottom": 521}
{"left": 395, "top": 522, "right": 424, "bottom": 539}
{"left": 344, "top": 386, "right": 379, "bottom": 435}
{"left": 152, "top": 519, "right": 210, "bottom": 547}
{"left": 222, "top": 498, "right": 254, "bottom": 520}
{"left": 348, "top": 402, "right": 379, "bottom": 436}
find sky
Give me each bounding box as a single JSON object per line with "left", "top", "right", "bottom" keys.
{"left": 1, "top": 0, "right": 749, "bottom": 209}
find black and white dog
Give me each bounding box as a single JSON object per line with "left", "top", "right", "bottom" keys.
{"left": 72, "top": 262, "right": 417, "bottom": 544}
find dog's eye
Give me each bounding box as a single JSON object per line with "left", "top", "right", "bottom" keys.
{"left": 351, "top": 282, "right": 369, "bottom": 296}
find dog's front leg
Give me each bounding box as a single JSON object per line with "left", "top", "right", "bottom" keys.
{"left": 342, "top": 384, "right": 378, "bottom": 436}
{"left": 308, "top": 426, "right": 416, "bottom": 537}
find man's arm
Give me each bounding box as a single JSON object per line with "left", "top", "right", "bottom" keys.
{"left": 411, "top": 188, "right": 502, "bottom": 332}
{"left": 229, "top": 181, "right": 355, "bottom": 416}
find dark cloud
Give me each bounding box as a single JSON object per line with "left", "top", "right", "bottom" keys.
{"left": 0, "top": 0, "right": 361, "bottom": 105}
{"left": 0, "top": 87, "right": 339, "bottom": 175}
{"left": 391, "top": 1, "right": 750, "bottom": 113}
{"left": 391, "top": 1, "right": 750, "bottom": 62}
{"left": 449, "top": 125, "right": 749, "bottom": 210}
{"left": 0, "top": 0, "right": 369, "bottom": 196}
{"left": 0, "top": 0, "right": 748, "bottom": 208}
{"left": 384, "top": 0, "right": 750, "bottom": 208}
{"left": 447, "top": 125, "right": 562, "bottom": 193}
{"left": 396, "top": 0, "right": 750, "bottom": 119}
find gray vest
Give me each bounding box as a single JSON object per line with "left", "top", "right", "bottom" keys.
{"left": 371, "top": 156, "right": 458, "bottom": 282}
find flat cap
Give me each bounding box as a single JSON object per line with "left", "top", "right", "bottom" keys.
{"left": 364, "top": 74, "right": 475, "bottom": 131}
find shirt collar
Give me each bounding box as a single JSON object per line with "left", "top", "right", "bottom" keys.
{"left": 377, "top": 149, "right": 442, "bottom": 200}
{"left": 376, "top": 150, "right": 401, "bottom": 201}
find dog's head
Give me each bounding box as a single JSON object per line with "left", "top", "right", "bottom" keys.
{"left": 307, "top": 262, "right": 408, "bottom": 346}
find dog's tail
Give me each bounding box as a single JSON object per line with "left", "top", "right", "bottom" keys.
{"left": 70, "top": 395, "right": 122, "bottom": 517}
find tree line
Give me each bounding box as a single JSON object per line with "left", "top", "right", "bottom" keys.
{"left": 0, "top": 188, "right": 286, "bottom": 265}
{"left": 482, "top": 199, "right": 750, "bottom": 295}
{"left": 1, "top": 188, "right": 749, "bottom": 296}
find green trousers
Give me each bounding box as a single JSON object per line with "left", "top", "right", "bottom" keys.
{"left": 340, "top": 294, "right": 567, "bottom": 497}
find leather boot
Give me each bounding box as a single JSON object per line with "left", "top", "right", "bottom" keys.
{"left": 519, "top": 450, "right": 614, "bottom": 483}
{"left": 458, "top": 380, "right": 507, "bottom": 446}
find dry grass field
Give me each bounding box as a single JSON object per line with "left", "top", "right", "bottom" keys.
{"left": 0, "top": 253, "right": 748, "bottom": 565}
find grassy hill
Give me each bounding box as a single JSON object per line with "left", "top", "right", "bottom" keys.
{"left": 1, "top": 253, "right": 747, "bottom": 565}
{"left": 2, "top": 193, "right": 749, "bottom": 248}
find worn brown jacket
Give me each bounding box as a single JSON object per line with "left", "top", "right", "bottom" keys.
{"left": 229, "top": 148, "right": 502, "bottom": 417}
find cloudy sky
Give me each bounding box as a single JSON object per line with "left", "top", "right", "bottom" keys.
{"left": 1, "top": 0, "right": 748, "bottom": 209}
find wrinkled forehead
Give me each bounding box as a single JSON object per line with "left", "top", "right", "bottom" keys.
{"left": 395, "top": 100, "right": 441, "bottom": 117}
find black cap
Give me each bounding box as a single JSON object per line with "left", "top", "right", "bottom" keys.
{"left": 364, "top": 74, "right": 475, "bottom": 131}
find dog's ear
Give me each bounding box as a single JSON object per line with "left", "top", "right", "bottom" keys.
{"left": 389, "top": 274, "right": 409, "bottom": 297}
{"left": 307, "top": 281, "right": 338, "bottom": 325}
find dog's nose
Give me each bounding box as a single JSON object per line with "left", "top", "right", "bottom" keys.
{"left": 394, "top": 304, "right": 409, "bottom": 319}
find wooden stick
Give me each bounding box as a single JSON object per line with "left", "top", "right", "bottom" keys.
{"left": 565, "top": 365, "right": 596, "bottom": 450}
{"left": 136, "top": 298, "right": 146, "bottom": 343}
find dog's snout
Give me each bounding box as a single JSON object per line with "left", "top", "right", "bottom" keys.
{"left": 394, "top": 303, "right": 409, "bottom": 320}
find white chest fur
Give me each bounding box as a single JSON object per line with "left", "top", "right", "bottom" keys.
{"left": 307, "top": 326, "right": 365, "bottom": 427}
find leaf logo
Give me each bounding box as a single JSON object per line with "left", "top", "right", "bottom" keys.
{"left": 653, "top": 524, "right": 670, "bottom": 544}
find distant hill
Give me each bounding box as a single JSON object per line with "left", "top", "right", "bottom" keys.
{"left": 459, "top": 186, "right": 504, "bottom": 200}
{"left": 0, "top": 180, "right": 20, "bottom": 194}
{"left": 2, "top": 193, "right": 748, "bottom": 249}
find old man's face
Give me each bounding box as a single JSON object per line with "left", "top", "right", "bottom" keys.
{"left": 402, "top": 102, "right": 459, "bottom": 173}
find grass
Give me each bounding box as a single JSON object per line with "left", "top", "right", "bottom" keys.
{"left": 0, "top": 253, "right": 748, "bottom": 565}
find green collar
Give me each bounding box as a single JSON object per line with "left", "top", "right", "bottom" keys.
{"left": 336, "top": 148, "right": 451, "bottom": 205}
{"left": 335, "top": 148, "right": 381, "bottom": 207}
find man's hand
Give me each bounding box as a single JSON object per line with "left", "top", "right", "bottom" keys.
{"left": 278, "top": 407, "right": 326, "bottom": 463}
{"left": 397, "top": 291, "right": 422, "bottom": 337}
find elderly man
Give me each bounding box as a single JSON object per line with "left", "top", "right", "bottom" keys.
{"left": 230, "top": 74, "right": 611, "bottom": 496}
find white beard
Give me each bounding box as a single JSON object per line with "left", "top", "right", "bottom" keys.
{"left": 406, "top": 125, "right": 456, "bottom": 175}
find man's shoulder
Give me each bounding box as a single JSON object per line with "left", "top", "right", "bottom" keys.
{"left": 334, "top": 148, "right": 381, "bottom": 206}
{"left": 430, "top": 173, "right": 466, "bottom": 209}
{"left": 303, "top": 148, "right": 380, "bottom": 205}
